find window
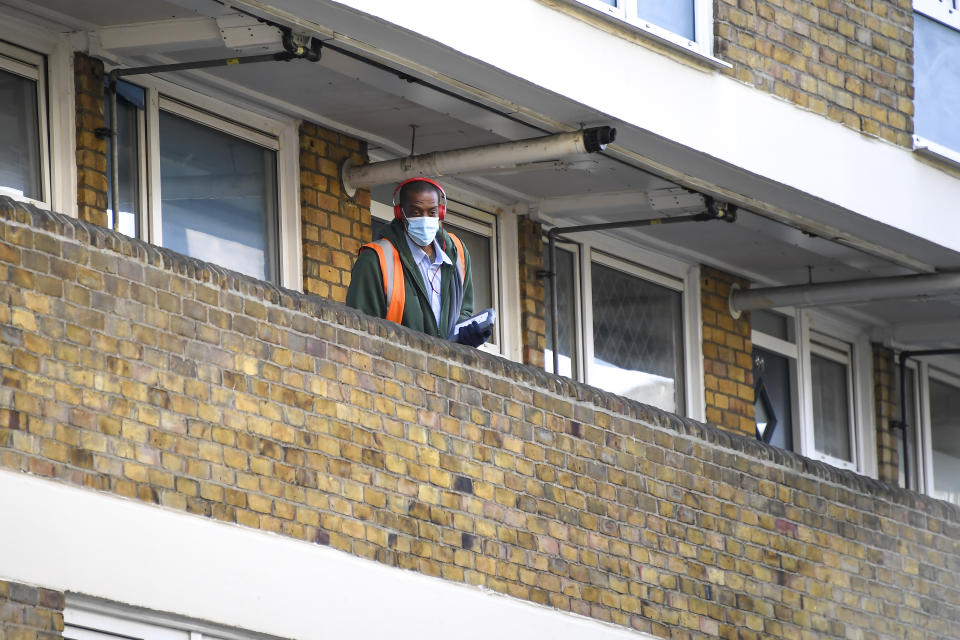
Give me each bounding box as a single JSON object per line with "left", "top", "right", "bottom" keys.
{"left": 896, "top": 362, "right": 921, "bottom": 491}
{"left": 544, "top": 243, "right": 581, "bottom": 379}
{"left": 542, "top": 241, "right": 693, "bottom": 416}
{"left": 751, "top": 309, "right": 798, "bottom": 451}
{"left": 0, "top": 42, "right": 48, "bottom": 205}
{"left": 809, "top": 335, "right": 856, "bottom": 466}
{"left": 370, "top": 199, "right": 503, "bottom": 353}
{"left": 107, "top": 81, "right": 296, "bottom": 287}
{"left": 927, "top": 371, "right": 960, "bottom": 504}
{"left": 566, "top": 0, "right": 712, "bottom": 57}
{"left": 913, "top": 0, "right": 960, "bottom": 161}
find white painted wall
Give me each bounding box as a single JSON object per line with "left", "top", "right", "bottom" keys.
{"left": 0, "top": 469, "right": 652, "bottom": 640}
{"left": 321, "top": 0, "right": 960, "bottom": 253}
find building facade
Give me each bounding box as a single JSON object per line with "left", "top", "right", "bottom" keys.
{"left": 1, "top": 0, "right": 959, "bottom": 638}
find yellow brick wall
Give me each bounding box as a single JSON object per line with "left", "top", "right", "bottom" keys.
{"left": 74, "top": 53, "right": 108, "bottom": 228}
{"left": 1, "top": 199, "right": 958, "bottom": 639}
{"left": 300, "top": 122, "right": 371, "bottom": 302}
{"left": 701, "top": 266, "right": 754, "bottom": 436}
{"left": 873, "top": 344, "right": 899, "bottom": 485}
{"left": 0, "top": 580, "right": 64, "bottom": 640}
{"left": 715, "top": 0, "right": 913, "bottom": 146}
{"left": 517, "top": 216, "right": 545, "bottom": 368}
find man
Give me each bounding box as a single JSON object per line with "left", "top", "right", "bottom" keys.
{"left": 346, "top": 178, "right": 490, "bottom": 347}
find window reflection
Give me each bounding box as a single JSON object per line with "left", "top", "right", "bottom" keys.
{"left": 0, "top": 68, "right": 41, "bottom": 201}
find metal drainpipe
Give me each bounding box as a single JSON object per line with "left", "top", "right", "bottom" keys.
{"left": 341, "top": 127, "right": 617, "bottom": 194}
{"left": 896, "top": 347, "right": 960, "bottom": 490}
{"left": 108, "top": 77, "right": 119, "bottom": 232}
{"left": 543, "top": 202, "right": 736, "bottom": 376}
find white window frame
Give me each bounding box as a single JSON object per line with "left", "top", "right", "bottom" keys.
{"left": 370, "top": 196, "right": 509, "bottom": 358}
{"left": 563, "top": 0, "right": 717, "bottom": 63}
{"left": 542, "top": 228, "right": 702, "bottom": 419}
{"left": 807, "top": 332, "right": 858, "bottom": 470}
{"left": 108, "top": 73, "right": 301, "bottom": 290}
{"left": 0, "top": 41, "right": 51, "bottom": 208}
{"left": 751, "top": 309, "right": 802, "bottom": 451}
{"left": 912, "top": 0, "right": 960, "bottom": 167}
{"left": 543, "top": 239, "right": 585, "bottom": 382}
{"left": 64, "top": 596, "right": 279, "bottom": 640}
{"left": 898, "top": 359, "right": 924, "bottom": 492}
{"left": 914, "top": 359, "right": 960, "bottom": 504}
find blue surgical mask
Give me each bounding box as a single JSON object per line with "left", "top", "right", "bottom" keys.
{"left": 406, "top": 216, "right": 440, "bottom": 246}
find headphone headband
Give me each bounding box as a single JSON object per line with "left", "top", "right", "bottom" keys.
{"left": 392, "top": 178, "right": 447, "bottom": 220}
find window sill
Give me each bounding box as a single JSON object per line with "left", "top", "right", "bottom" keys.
{"left": 549, "top": 0, "right": 732, "bottom": 71}
{"left": 913, "top": 135, "right": 960, "bottom": 171}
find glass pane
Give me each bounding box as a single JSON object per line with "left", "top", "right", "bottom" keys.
{"left": 930, "top": 377, "right": 960, "bottom": 505}
{"left": 444, "top": 222, "right": 496, "bottom": 345}
{"left": 915, "top": 14, "right": 960, "bottom": 152}
{"left": 591, "top": 262, "right": 684, "bottom": 413}
{"left": 159, "top": 111, "right": 278, "bottom": 282}
{"left": 636, "top": 0, "right": 695, "bottom": 40}
{"left": 811, "top": 353, "right": 852, "bottom": 461}
{"left": 545, "top": 246, "right": 578, "bottom": 377}
{"left": 0, "top": 68, "right": 42, "bottom": 200}
{"left": 751, "top": 309, "right": 793, "bottom": 342}
{"left": 753, "top": 347, "right": 794, "bottom": 451}
{"left": 896, "top": 367, "right": 918, "bottom": 490}
{"left": 105, "top": 83, "right": 143, "bottom": 237}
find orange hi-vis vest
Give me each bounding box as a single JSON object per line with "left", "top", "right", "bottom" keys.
{"left": 360, "top": 233, "right": 466, "bottom": 324}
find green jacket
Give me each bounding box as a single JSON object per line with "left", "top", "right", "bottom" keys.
{"left": 345, "top": 218, "right": 474, "bottom": 339}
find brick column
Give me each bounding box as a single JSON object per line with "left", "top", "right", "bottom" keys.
{"left": 873, "top": 344, "right": 899, "bottom": 485}
{"left": 74, "top": 53, "right": 108, "bottom": 227}
{"left": 517, "top": 216, "right": 545, "bottom": 368}
{"left": 0, "top": 579, "right": 65, "bottom": 640}
{"left": 299, "top": 122, "right": 370, "bottom": 302}
{"left": 701, "top": 266, "right": 754, "bottom": 435}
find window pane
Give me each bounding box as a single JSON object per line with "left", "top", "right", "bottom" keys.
{"left": 591, "top": 262, "right": 684, "bottom": 413}
{"left": 545, "top": 247, "right": 578, "bottom": 377}
{"left": 811, "top": 353, "right": 852, "bottom": 461}
{"left": 930, "top": 377, "right": 960, "bottom": 505}
{"left": 915, "top": 14, "right": 960, "bottom": 152}
{"left": 753, "top": 347, "right": 794, "bottom": 451}
{"left": 636, "top": 0, "right": 695, "bottom": 40}
{"left": 0, "top": 68, "right": 42, "bottom": 200}
{"left": 751, "top": 309, "right": 793, "bottom": 342}
{"left": 896, "top": 367, "right": 918, "bottom": 490}
{"left": 159, "top": 111, "right": 278, "bottom": 282}
{"left": 444, "top": 222, "right": 496, "bottom": 346}
{"left": 105, "top": 84, "right": 143, "bottom": 237}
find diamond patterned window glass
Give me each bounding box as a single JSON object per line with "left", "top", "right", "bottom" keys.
{"left": 590, "top": 261, "right": 684, "bottom": 413}
{"left": 752, "top": 347, "right": 794, "bottom": 451}
{"left": 545, "top": 246, "right": 578, "bottom": 377}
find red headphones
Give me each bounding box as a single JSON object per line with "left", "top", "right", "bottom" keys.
{"left": 392, "top": 177, "right": 447, "bottom": 220}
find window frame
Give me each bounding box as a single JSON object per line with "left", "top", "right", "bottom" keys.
{"left": 751, "top": 309, "right": 801, "bottom": 451}
{"left": 108, "top": 74, "right": 301, "bottom": 290}
{"left": 897, "top": 359, "right": 923, "bottom": 492}
{"left": 0, "top": 40, "right": 51, "bottom": 208}
{"left": 543, "top": 239, "right": 584, "bottom": 381}
{"left": 562, "top": 0, "right": 717, "bottom": 62}
{"left": 912, "top": 0, "right": 960, "bottom": 166}
{"left": 807, "top": 332, "right": 858, "bottom": 470}
{"left": 915, "top": 360, "right": 960, "bottom": 504}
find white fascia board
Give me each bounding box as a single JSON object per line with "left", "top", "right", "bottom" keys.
{"left": 322, "top": 0, "right": 960, "bottom": 254}
{"left": 97, "top": 17, "right": 223, "bottom": 55}
{"left": 0, "top": 469, "right": 653, "bottom": 640}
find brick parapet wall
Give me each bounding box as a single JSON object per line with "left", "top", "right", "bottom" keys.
{"left": 517, "top": 216, "right": 545, "bottom": 368}
{"left": 74, "top": 53, "right": 108, "bottom": 228}
{"left": 299, "top": 122, "right": 370, "bottom": 303}
{"left": 701, "top": 267, "right": 754, "bottom": 436}
{"left": 0, "top": 579, "right": 65, "bottom": 640}
{"left": 1, "top": 198, "right": 959, "bottom": 639}
{"left": 873, "top": 344, "right": 899, "bottom": 485}
{"left": 715, "top": 0, "right": 914, "bottom": 147}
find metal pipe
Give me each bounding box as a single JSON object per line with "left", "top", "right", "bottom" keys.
{"left": 111, "top": 51, "right": 297, "bottom": 79}
{"left": 108, "top": 77, "right": 120, "bottom": 232}
{"left": 341, "top": 127, "right": 616, "bottom": 195}
{"left": 730, "top": 271, "right": 960, "bottom": 315}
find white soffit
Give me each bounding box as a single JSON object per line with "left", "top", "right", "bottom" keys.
{"left": 306, "top": 0, "right": 960, "bottom": 255}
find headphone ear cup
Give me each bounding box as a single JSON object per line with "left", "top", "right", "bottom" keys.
{"left": 394, "top": 204, "right": 403, "bottom": 220}
{"left": 439, "top": 204, "right": 445, "bottom": 220}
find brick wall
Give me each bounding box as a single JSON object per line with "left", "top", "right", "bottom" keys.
{"left": 715, "top": 0, "right": 913, "bottom": 147}
{"left": 873, "top": 344, "right": 899, "bottom": 485}
{"left": 2, "top": 199, "right": 959, "bottom": 639}
{"left": 74, "top": 53, "right": 108, "bottom": 228}
{"left": 701, "top": 266, "right": 754, "bottom": 436}
{"left": 0, "top": 580, "right": 64, "bottom": 640}
{"left": 299, "top": 122, "right": 370, "bottom": 302}
{"left": 517, "top": 216, "right": 545, "bottom": 368}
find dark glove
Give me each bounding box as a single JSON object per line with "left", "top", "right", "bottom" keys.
{"left": 456, "top": 320, "right": 491, "bottom": 347}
